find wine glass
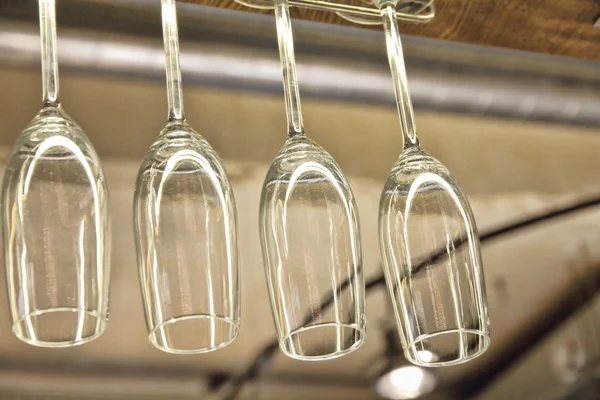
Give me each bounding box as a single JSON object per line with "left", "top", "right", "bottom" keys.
{"left": 1, "top": 0, "right": 110, "bottom": 347}
{"left": 377, "top": 3, "right": 490, "bottom": 366}
{"left": 133, "top": 0, "right": 239, "bottom": 354}
{"left": 259, "top": 0, "right": 365, "bottom": 361}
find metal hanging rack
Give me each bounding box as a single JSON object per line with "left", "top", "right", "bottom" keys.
{"left": 233, "top": 0, "right": 435, "bottom": 25}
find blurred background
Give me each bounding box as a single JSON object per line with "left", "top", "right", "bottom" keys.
{"left": 0, "top": 0, "right": 599, "bottom": 399}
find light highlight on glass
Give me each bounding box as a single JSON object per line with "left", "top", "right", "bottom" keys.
{"left": 133, "top": 0, "right": 239, "bottom": 354}
{"left": 377, "top": 3, "right": 490, "bottom": 366}
{"left": 259, "top": 0, "right": 365, "bottom": 361}
{"left": 1, "top": 0, "right": 110, "bottom": 347}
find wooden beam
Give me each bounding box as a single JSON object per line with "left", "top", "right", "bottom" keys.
{"left": 179, "top": 0, "right": 600, "bottom": 61}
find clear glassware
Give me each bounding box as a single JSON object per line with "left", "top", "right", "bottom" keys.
{"left": 377, "top": 3, "right": 490, "bottom": 366}
{"left": 259, "top": 0, "right": 365, "bottom": 361}
{"left": 1, "top": 0, "right": 110, "bottom": 347}
{"left": 133, "top": 0, "right": 239, "bottom": 354}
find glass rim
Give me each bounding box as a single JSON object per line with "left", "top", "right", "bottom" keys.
{"left": 404, "top": 328, "right": 491, "bottom": 367}
{"left": 148, "top": 314, "right": 240, "bottom": 355}
{"left": 280, "top": 322, "right": 366, "bottom": 361}
{"left": 12, "top": 307, "right": 108, "bottom": 348}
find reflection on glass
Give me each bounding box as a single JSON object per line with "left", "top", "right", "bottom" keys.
{"left": 378, "top": 4, "right": 490, "bottom": 366}
{"left": 259, "top": 0, "right": 365, "bottom": 361}
{"left": 133, "top": 0, "right": 239, "bottom": 354}
{"left": 1, "top": 0, "right": 110, "bottom": 347}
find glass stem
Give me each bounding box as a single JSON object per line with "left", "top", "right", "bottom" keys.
{"left": 381, "top": 4, "right": 419, "bottom": 149}
{"left": 39, "top": 0, "right": 59, "bottom": 107}
{"left": 274, "top": 0, "right": 305, "bottom": 137}
{"left": 161, "top": 0, "right": 185, "bottom": 122}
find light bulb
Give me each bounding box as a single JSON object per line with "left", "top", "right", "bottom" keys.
{"left": 374, "top": 366, "right": 436, "bottom": 400}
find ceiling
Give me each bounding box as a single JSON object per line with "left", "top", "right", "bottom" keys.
{"left": 177, "top": 0, "right": 600, "bottom": 61}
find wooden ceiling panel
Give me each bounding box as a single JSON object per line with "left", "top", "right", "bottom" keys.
{"left": 179, "top": 0, "right": 600, "bottom": 61}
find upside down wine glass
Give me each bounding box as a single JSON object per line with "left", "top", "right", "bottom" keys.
{"left": 377, "top": 1, "right": 490, "bottom": 366}
{"left": 133, "top": 0, "right": 239, "bottom": 354}
{"left": 1, "top": 0, "right": 110, "bottom": 347}
{"left": 259, "top": 0, "right": 365, "bottom": 361}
